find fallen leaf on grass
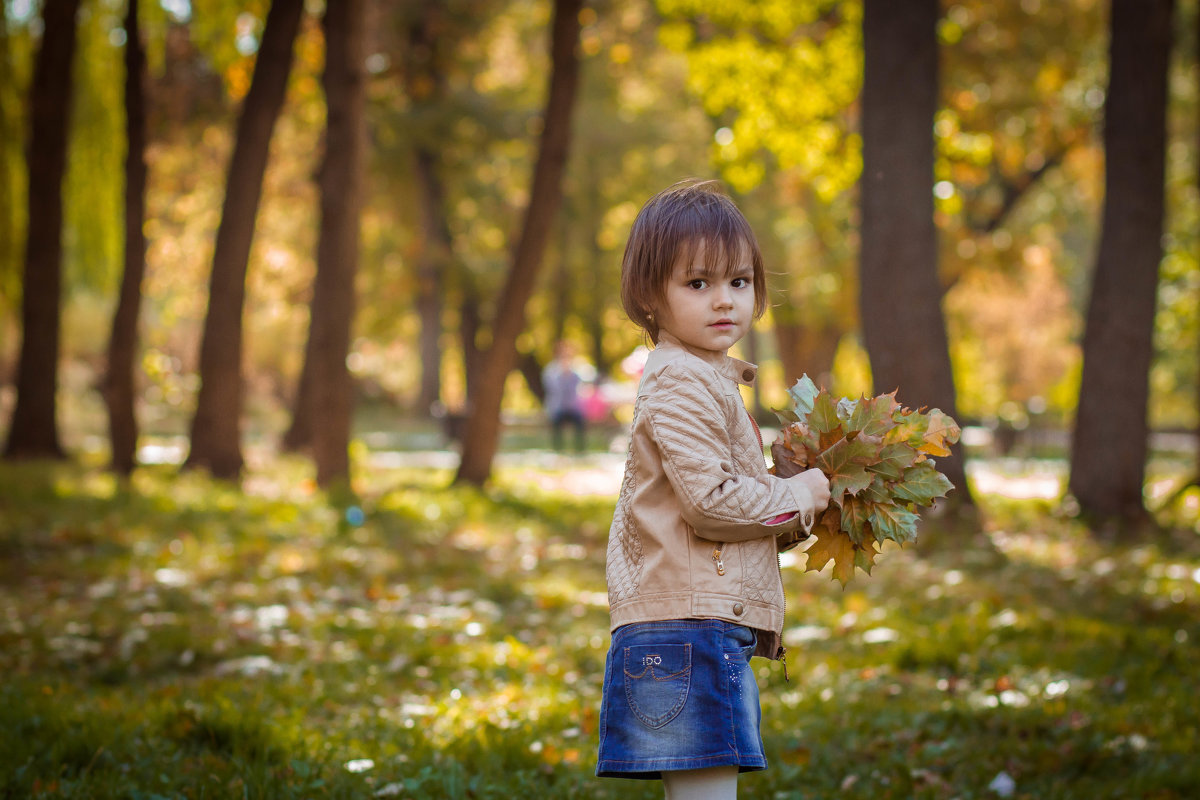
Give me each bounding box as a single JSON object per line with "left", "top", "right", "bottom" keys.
{"left": 988, "top": 770, "right": 1016, "bottom": 797}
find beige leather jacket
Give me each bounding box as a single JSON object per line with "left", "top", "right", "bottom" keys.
{"left": 606, "top": 334, "right": 819, "bottom": 661}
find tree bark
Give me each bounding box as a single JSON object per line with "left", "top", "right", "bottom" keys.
{"left": 3, "top": 0, "right": 81, "bottom": 460}
{"left": 1068, "top": 0, "right": 1174, "bottom": 523}
{"left": 454, "top": 0, "right": 582, "bottom": 485}
{"left": 306, "top": 0, "right": 366, "bottom": 487}
{"left": 184, "top": 0, "right": 303, "bottom": 479}
{"left": 403, "top": 4, "right": 452, "bottom": 418}
{"left": 773, "top": 319, "right": 841, "bottom": 389}
{"left": 859, "top": 0, "right": 971, "bottom": 503}
{"left": 460, "top": 274, "right": 483, "bottom": 405}
{"left": 413, "top": 146, "right": 450, "bottom": 415}
{"left": 104, "top": 0, "right": 148, "bottom": 476}
{"left": 0, "top": 0, "right": 20, "bottom": 315}
{"left": 280, "top": 349, "right": 312, "bottom": 452}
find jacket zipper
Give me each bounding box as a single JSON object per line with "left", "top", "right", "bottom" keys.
{"left": 749, "top": 409, "right": 790, "bottom": 681}
{"left": 777, "top": 550, "right": 789, "bottom": 681}
{"left": 712, "top": 544, "right": 725, "bottom": 576}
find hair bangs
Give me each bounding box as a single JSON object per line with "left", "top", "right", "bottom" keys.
{"left": 620, "top": 179, "right": 767, "bottom": 343}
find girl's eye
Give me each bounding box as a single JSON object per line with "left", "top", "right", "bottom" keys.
{"left": 688, "top": 279, "right": 707, "bottom": 290}
{"left": 731, "top": 277, "right": 749, "bottom": 289}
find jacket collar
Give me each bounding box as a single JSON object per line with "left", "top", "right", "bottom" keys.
{"left": 654, "top": 332, "right": 758, "bottom": 387}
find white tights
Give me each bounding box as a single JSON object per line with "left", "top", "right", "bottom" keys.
{"left": 662, "top": 766, "right": 739, "bottom": 800}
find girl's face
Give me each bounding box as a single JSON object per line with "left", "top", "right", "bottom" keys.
{"left": 653, "top": 240, "right": 755, "bottom": 360}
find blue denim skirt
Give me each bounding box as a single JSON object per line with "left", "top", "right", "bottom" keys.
{"left": 596, "top": 619, "right": 766, "bottom": 779}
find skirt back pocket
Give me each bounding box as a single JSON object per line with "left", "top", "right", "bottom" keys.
{"left": 622, "top": 643, "right": 692, "bottom": 729}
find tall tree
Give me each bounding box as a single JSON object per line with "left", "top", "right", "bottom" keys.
{"left": 286, "top": 0, "right": 366, "bottom": 486}
{"left": 0, "top": 0, "right": 22, "bottom": 318}
{"left": 281, "top": 1, "right": 368, "bottom": 456}
{"left": 103, "top": 0, "right": 149, "bottom": 476}
{"left": 404, "top": 4, "right": 453, "bottom": 417}
{"left": 1068, "top": 0, "right": 1174, "bottom": 522}
{"left": 184, "top": 0, "right": 304, "bottom": 479}
{"left": 3, "top": 0, "right": 81, "bottom": 459}
{"left": 859, "top": 0, "right": 972, "bottom": 502}
{"left": 454, "top": 0, "right": 582, "bottom": 485}
{"left": 412, "top": 147, "right": 451, "bottom": 415}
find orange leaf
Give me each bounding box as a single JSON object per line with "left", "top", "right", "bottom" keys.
{"left": 803, "top": 514, "right": 858, "bottom": 585}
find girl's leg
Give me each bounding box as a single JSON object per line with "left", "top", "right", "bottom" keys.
{"left": 662, "top": 766, "right": 738, "bottom": 800}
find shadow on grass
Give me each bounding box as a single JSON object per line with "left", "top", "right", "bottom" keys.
{"left": 4, "top": 458, "right": 1200, "bottom": 798}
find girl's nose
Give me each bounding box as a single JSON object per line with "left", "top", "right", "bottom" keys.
{"left": 713, "top": 288, "right": 733, "bottom": 309}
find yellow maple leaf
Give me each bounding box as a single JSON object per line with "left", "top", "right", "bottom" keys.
{"left": 803, "top": 514, "right": 858, "bottom": 585}
{"left": 917, "top": 409, "right": 960, "bottom": 458}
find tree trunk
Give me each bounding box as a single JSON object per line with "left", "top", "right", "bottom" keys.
{"left": 3, "top": 0, "right": 81, "bottom": 460}
{"left": 552, "top": 217, "right": 570, "bottom": 344}
{"left": 307, "top": 0, "right": 366, "bottom": 487}
{"left": 859, "top": 0, "right": 972, "bottom": 503}
{"left": 103, "top": 0, "right": 148, "bottom": 476}
{"left": 584, "top": 213, "right": 609, "bottom": 378}
{"left": 460, "top": 274, "right": 483, "bottom": 405}
{"left": 1068, "top": 0, "right": 1173, "bottom": 523}
{"left": 454, "top": 0, "right": 582, "bottom": 485}
{"left": 402, "top": 4, "right": 453, "bottom": 418}
{"left": 517, "top": 349, "right": 545, "bottom": 404}
{"left": 280, "top": 350, "right": 312, "bottom": 452}
{"left": 0, "top": 0, "right": 20, "bottom": 315}
{"left": 184, "top": 0, "right": 303, "bottom": 479}
{"left": 413, "top": 146, "right": 450, "bottom": 416}
{"left": 773, "top": 319, "right": 841, "bottom": 389}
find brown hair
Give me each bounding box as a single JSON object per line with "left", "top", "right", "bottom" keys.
{"left": 620, "top": 179, "right": 767, "bottom": 343}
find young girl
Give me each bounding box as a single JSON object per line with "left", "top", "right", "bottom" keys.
{"left": 596, "top": 180, "right": 832, "bottom": 799}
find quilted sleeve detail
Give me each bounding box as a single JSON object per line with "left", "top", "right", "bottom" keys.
{"left": 644, "top": 366, "right": 805, "bottom": 542}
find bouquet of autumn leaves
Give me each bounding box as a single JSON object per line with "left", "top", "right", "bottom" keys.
{"left": 770, "top": 376, "right": 961, "bottom": 585}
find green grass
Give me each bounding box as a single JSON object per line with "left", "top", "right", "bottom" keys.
{"left": 1, "top": 456, "right": 1199, "bottom": 798}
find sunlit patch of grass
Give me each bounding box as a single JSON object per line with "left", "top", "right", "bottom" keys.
{"left": 2, "top": 457, "right": 1199, "bottom": 797}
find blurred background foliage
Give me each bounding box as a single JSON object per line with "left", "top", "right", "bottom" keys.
{"left": 0, "top": 0, "right": 1196, "bottom": 445}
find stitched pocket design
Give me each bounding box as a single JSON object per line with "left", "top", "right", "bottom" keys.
{"left": 622, "top": 643, "right": 692, "bottom": 729}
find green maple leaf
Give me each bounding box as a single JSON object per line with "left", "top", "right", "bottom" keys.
{"left": 809, "top": 390, "right": 842, "bottom": 439}
{"left": 839, "top": 495, "right": 872, "bottom": 545}
{"left": 868, "top": 443, "right": 917, "bottom": 481}
{"left": 785, "top": 375, "right": 819, "bottom": 419}
{"left": 775, "top": 407, "right": 801, "bottom": 424}
{"left": 854, "top": 539, "right": 880, "bottom": 575}
{"left": 868, "top": 503, "right": 920, "bottom": 544}
{"left": 816, "top": 437, "right": 876, "bottom": 501}
{"left": 884, "top": 409, "right": 927, "bottom": 448}
{"left": 847, "top": 393, "right": 898, "bottom": 438}
{"left": 892, "top": 460, "right": 955, "bottom": 506}
{"left": 861, "top": 475, "right": 892, "bottom": 504}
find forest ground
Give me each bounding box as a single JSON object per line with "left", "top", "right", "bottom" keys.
{"left": 1, "top": 428, "right": 1199, "bottom": 799}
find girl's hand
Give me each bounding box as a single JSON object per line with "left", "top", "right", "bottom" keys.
{"left": 796, "top": 468, "right": 831, "bottom": 512}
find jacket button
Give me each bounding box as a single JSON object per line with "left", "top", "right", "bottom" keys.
{"left": 732, "top": 602, "right": 744, "bottom": 616}
{"left": 742, "top": 369, "right": 754, "bottom": 382}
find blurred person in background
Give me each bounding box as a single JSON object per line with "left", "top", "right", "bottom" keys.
{"left": 543, "top": 341, "right": 588, "bottom": 453}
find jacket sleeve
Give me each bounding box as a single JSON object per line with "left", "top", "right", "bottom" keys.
{"left": 644, "top": 366, "right": 821, "bottom": 543}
